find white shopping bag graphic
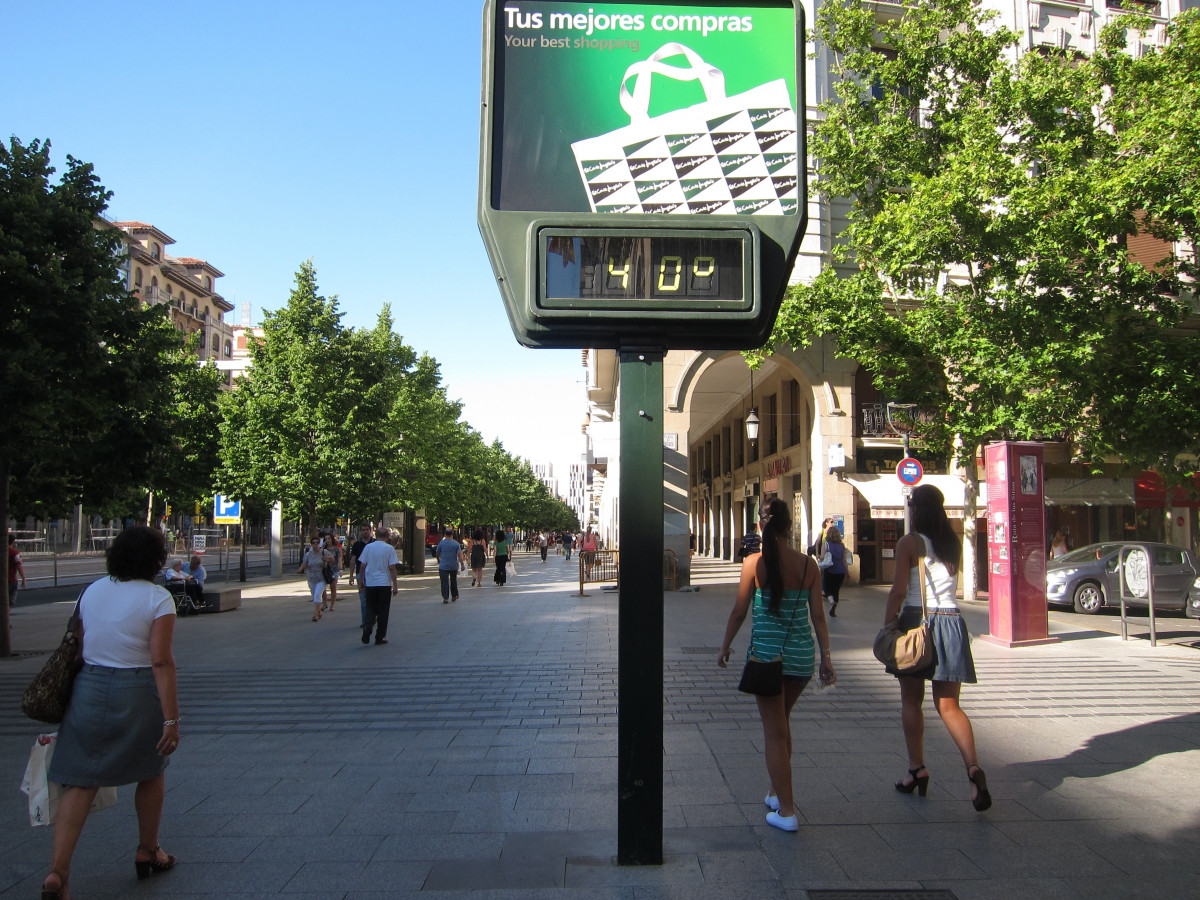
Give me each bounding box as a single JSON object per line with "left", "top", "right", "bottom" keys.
{"left": 572, "top": 43, "right": 799, "bottom": 216}
{"left": 21, "top": 733, "right": 117, "bottom": 826}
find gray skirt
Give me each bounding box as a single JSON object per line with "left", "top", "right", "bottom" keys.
{"left": 48, "top": 664, "right": 169, "bottom": 787}
{"left": 894, "top": 607, "right": 977, "bottom": 684}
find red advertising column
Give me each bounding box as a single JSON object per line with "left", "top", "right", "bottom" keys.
{"left": 981, "top": 442, "right": 1058, "bottom": 647}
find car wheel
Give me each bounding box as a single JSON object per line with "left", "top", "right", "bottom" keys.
{"left": 1187, "top": 593, "right": 1200, "bottom": 620}
{"left": 1073, "top": 582, "right": 1104, "bottom": 615}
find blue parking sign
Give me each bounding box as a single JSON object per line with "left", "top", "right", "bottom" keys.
{"left": 213, "top": 495, "right": 241, "bottom": 524}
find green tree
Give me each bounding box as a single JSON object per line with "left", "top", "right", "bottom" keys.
{"left": 768, "top": 2, "right": 1200, "bottom": 597}
{"left": 0, "top": 137, "right": 185, "bottom": 651}
{"left": 217, "top": 261, "right": 358, "bottom": 532}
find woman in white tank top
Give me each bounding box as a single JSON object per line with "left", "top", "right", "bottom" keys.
{"left": 884, "top": 484, "right": 992, "bottom": 812}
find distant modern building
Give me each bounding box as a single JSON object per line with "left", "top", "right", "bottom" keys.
{"left": 567, "top": 463, "right": 587, "bottom": 528}
{"left": 107, "top": 220, "right": 237, "bottom": 385}
{"left": 531, "top": 462, "right": 558, "bottom": 499}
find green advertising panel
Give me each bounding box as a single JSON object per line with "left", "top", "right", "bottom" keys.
{"left": 494, "top": 1, "right": 799, "bottom": 215}
{"left": 478, "top": 0, "right": 806, "bottom": 350}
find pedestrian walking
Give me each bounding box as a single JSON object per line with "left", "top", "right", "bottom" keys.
{"left": 538, "top": 529, "right": 549, "bottom": 563}
{"left": 817, "top": 526, "right": 850, "bottom": 617}
{"left": 738, "top": 523, "right": 762, "bottom": 560}
{"left": 435, "top": 527, "right": 465, "bottom": 604}
{"left": 561, "top": 530, "right": 574, "bottom": 561}
{"left": 718, "top": 499, "right": 835, "bottom": 832}
{"left": 580, "top": 527, "right": 598, "bottom": 577}
{"left": 348, "top": 524, "right": 373, "bottom": 628}
{"left": 323, "top": 532, "right": 343, "bottom": 610}
{"left": 886, "top": 483, "right": 991, "bottom": 812}
{"left": 8, "top": 531, "right": 27, "bottom": 606}
{"left": 807, "top": 516, "right": 834, "bottom": 560}
{"left": 492, "top": 528, "right": 510, "bottom": 586}
{"left": 359, "top": 526, "right": 399, "bottom": 645}
{"left": 1048, "top": 528, "right": 1069, "bottom": 559}
{"left": 41, "top": 525, "right": 180, "bottom": 899}
{"left": 469, "top": 528, "right": 488, "bottom": 587}
{"left": 297, "top": 537, "right": 332, "bottom": 621}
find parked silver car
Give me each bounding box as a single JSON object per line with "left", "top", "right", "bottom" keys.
{"left": 1046, "top": 541, "right": 1200, "bottom": 617}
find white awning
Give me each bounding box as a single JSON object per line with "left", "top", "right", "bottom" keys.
{"left": 1043, "top": 478, "right": 1135, "bottom": 507}
{"left": 845, "top": 474, "right": 987, "bottom": 520}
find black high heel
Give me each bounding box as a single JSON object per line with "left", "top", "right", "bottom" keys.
{"left": 41, "top": 869, "right": 65, "bottom": 900}
{"left": 135, "top": 844, "right": 176, "bottom": 880}
{"left": 968, "top": 765, "right": 992, "bottom": 812}
{"left": 895, "top": 765, "right": 929, "bottom": 796}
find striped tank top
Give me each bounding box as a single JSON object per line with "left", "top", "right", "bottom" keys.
{"left": 748, "top": 588, "right": 814, "bottom": 678}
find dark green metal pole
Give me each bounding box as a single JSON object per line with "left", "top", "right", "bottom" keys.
{"left": 617, "top": 350, "right": 664, "bottom": 865}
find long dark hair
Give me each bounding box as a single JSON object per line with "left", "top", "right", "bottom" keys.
{"left": 760, "top": 498, "right": 792, "bottom": 613}
{"left": 909, "top": 484, "right": 961, "bottom": 575}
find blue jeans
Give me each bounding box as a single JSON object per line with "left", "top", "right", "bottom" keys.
{"left": 439, "top": 568, "right": 459, "bottom": 601}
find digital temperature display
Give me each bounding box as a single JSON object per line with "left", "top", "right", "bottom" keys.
{"left": 541, "top": 230, "right": 748, "bottom": 309}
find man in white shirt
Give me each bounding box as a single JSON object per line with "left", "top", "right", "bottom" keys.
{"left": 358, "top": 526, "right": 399, "bottom": 645}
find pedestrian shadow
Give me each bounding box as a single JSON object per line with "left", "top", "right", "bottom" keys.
{"left": 1020, "top": 712, "right": 1200, "bottom": 789}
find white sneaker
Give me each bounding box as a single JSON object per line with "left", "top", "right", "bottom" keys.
{"left": 764, "top": 794, "right": 780, "bottom": 811}
{"left": 766, "top": 811, "right": 798, "bottom": 832}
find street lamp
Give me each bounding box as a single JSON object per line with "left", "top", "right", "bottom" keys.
{"left": 745, "top": 408, "right": 760, "bottom": 445}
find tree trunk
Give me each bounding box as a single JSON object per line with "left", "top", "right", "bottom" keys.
{"left": 962, "top": 462, "right": 979, "bottom": 604}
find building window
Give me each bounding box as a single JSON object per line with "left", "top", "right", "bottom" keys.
{"left": 166, "top": 284, "right": 172, "bottom": 297}
{"left": 211, "top": 332, "right": 219, "bottom": 351}
{"left": 766, "top": 394, "right": 778, "bottom": 456}
{"left": 179, "top": 292, "right": 186, "bottom": 305}
{"left": 151, "top": 242, "right": 160, "bottom": 260}
{"left": 205, "top": 276, "right": 212, "bottom": 289}
{"left": 786, "top": 380, "right": 801, "bottom": 447}
{"left": 224, "top": 339, "right": 232, "bottom": 357}
{"left": 134, "top": 268, "right": 143, "bottom": 287}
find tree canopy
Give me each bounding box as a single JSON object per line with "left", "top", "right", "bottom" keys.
{"left": 0, "top": 137, "right": 202, "bottom": 651}
{"left": 217, "top": 261, "right": 578, "bottom": 534}
{"left": 765, "top": 1, "right": 1200, "bottom": 593}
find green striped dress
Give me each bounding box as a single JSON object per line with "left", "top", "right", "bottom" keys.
{"left": 747, "top": 588, "right": 814, "bottom": 678}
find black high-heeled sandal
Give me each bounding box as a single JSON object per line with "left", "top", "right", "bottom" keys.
{"left": 895, "top": 765, "right": 929, "bottom": 796}
{"left": 41, "top": 869, "right": 66, "bottom": 900}
{"left": 135, "top": 844, "right": 176, "bottom": 880}
{"left": 968, "top": 765, "right": 992, "bottom": 811}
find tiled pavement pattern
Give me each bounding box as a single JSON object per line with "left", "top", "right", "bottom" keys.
{"left": 1, "top": 553, "right": 1198, "bottom": 898}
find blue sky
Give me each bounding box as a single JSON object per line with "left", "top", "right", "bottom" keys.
{"left": 1, "top": 1, "right": 587, "bottom": 483}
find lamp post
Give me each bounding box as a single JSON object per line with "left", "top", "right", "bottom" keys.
{"left": 887, "top": 403, "right": 918, "bottom": 534}
{"left": 745, "top": 408, "right": 761, "bottom": 522}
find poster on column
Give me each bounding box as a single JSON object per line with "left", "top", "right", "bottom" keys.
{"left": 493, "top": 2, "right": 800, "bottom": 216}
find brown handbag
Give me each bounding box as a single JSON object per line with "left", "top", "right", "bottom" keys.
{"left": 872, "top": 555, "right": 935, "bottom": 675}
{"left": 21, "top": 600, "right": 83, "bottom": 724}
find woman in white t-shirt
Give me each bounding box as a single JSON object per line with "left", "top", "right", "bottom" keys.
{"left": 43, "top": 526, "right": 180, "bottom": 899}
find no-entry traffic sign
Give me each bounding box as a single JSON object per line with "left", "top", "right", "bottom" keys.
{"left": 897, "top": 457, "right": 923, "bottom": 487}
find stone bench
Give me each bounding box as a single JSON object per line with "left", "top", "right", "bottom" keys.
{"left": 199, "top": 587, "right": 242, "bottom": 613}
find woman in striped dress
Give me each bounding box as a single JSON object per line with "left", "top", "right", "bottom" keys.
{"left": 718, "top": 498, "right": 836, "bottom": 832}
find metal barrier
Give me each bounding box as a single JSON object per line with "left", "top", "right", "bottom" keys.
{"left": 1117, "top": 543, "right": 1158, "bottom": 647}
{"left": 577, "top": 549, "right": 619, "bottom": 596}
{"left": 663, "top": 549, "right": 678, "bottom": 592}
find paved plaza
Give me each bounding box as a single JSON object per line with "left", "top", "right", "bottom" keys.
{"left": 1, "top": 551, "right": 1198, "bottom": 898}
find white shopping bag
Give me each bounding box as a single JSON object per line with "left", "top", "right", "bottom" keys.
{"left": 572, "top": 42, "right": 800, "bottom": 216}
{"left": 21, "top": 734, "right": 117, "bottom": 826}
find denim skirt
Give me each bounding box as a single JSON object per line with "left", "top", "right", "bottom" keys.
{"left": 894, "top": 607, "right": 977, "bottom": 684}
{"left": 48, "top": 664, "right": 169, "bottom": 787}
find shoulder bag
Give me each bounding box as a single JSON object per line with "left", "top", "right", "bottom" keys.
{"left": 738, "top": 561, "right": 806, "bottom": 696}
{"left": 872, "top": 554, "right": 935, "bottom": 675}
{"left": 21, "top": 598, "right": 84, "bottom": 724}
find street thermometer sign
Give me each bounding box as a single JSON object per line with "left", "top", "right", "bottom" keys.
{"left": 478, "top": 0, "right": 806, "bottom": 349}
